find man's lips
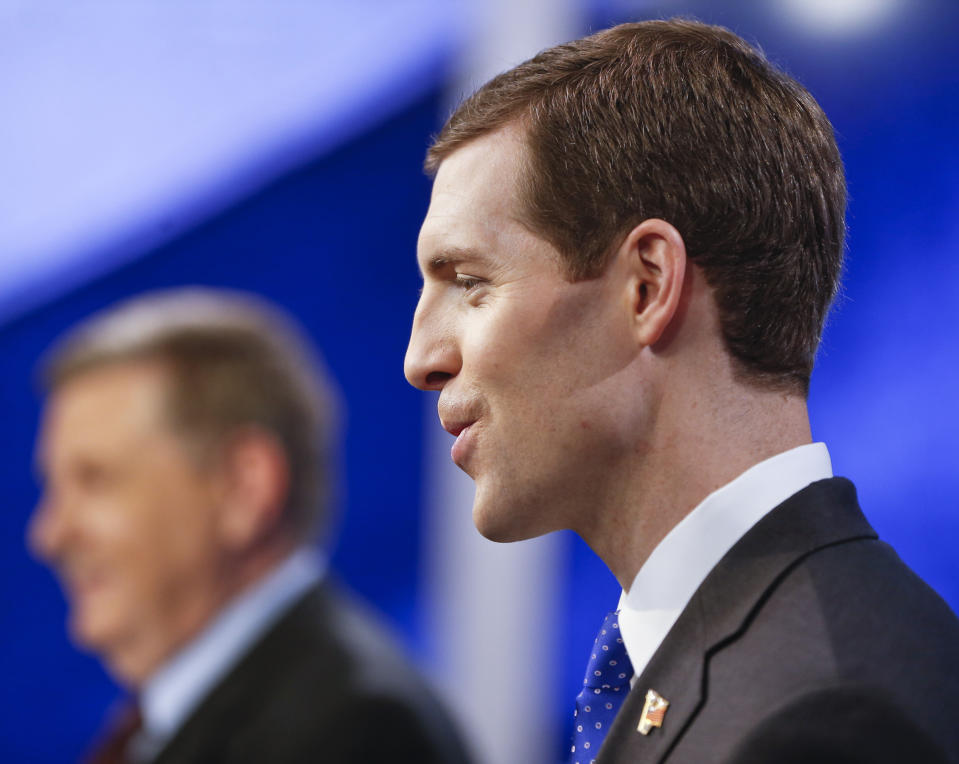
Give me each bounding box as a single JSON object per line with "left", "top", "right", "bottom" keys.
{"left": 64, "top": 569, "right": 109, "bottom": 599}
{"left": 442, "top": 420, "right": 473, "bottom": 438}
{"left": 450, "top": 424, "right": 474, "bottom": 466}
{"left": 58, "top": 559, "right": 112, "bottom": 595}
{"left": 441, "top": 417, "right": 477, "bottom": 466}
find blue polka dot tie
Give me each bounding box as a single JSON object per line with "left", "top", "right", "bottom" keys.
{"left": 569, "top": 610, "right": 634, "bottom": 764}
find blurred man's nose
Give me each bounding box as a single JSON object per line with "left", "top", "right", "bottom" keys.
{"left": 27, "top": 493, "right": 66, "bottom": 562}
{"left": 404, "top": 299, "right": 460, "bottom": 392}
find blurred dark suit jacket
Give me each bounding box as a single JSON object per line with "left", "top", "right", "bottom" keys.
{"left": 597, "top": 478, "right": 959, "bottom": 764}
{"left": 144, "top": 581, "right": 472, "bottom": 764}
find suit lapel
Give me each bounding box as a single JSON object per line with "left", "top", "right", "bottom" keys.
{"left": 597, "top": 585, "right": 708, "bottom": 762}
{"left": 598, "top": 478, "right": 877, "bottom": 763}
{"left": 150, "top": 583, "right": 329, "bottom": 764}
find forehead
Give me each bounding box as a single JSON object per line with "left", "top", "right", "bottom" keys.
{"left": 41, "top": 361, "right": 172, "bottom": 460}
{"left": 417, "top": 126, "right": 530, "bottom": 266}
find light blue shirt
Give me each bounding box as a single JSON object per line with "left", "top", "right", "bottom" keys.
{"left": 132, "top": 547, "right": 324, "bottom": 759}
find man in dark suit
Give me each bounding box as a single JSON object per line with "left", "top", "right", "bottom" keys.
{"left": 30, "top": 289, "right": 471, "bottom": 764}
{"left": 403, "top": 18, "right": 959, "bottom": 763}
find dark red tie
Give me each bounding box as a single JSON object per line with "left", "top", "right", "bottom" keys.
{"left": 84, "top": 701, "right": 142, "bottom": 764}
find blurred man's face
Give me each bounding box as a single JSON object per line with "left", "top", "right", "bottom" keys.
{"left": 30, "top": 361, "right": 228, "bottom": 686}
{"left": 405, "top": 126, "right": 640, "bottom": 542}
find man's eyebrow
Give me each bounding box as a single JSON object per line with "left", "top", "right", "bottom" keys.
{"left": 423, "top": 246, "right": 490, "bottom": 274}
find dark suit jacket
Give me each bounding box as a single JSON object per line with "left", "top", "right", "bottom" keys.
{"left": 598, "top": 478, "right": 959, "bottom": 764}
{"left": 146, "top": 581, "right": 472, "bottom": 764}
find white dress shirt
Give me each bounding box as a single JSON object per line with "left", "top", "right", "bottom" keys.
{"left": 617, "top": 443, "right": 833, "bottom": 684}
{"left": 133, "top": 547, "right": 324, "bottom": 759}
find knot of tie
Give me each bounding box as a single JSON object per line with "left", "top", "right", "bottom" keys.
{"left": 568, "top": 610, "right": 634, "bottom": 764}
{"left": 84, "top": 700, "right": 142, "bottom": 764}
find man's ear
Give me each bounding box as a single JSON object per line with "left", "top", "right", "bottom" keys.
{"left": 617, "top": 218, "right": 687, "bottom": 347}
{"left": 214, "top": 428, "right": 291, "bottom": 551}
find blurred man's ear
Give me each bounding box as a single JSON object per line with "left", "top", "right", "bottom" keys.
{"left": 214, "top": 428, "right": 291, "bottom": 551}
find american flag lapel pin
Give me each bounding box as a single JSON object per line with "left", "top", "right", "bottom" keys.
{"left": 637, "top": 689, "right": 669, "bottom": 735}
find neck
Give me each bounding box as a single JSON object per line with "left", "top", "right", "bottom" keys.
{"left": 579, "top": 373, "right": 812, "bottom": 591}
{"left": 114, "top": 535, "right": 299, "bottom": 688}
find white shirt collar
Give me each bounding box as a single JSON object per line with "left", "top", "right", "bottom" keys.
{"left": 617, "top": 443, "right": 832, "bottom": 683}
{"left": 139, "top": 547, "right": 324, "bottom": 744}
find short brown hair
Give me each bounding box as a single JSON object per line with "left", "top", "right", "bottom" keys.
{"left": 426, "top": 19, "right": 846, "bottom": 394}
{"left": 43, "top": 288, "right": 337, "bottom": 541}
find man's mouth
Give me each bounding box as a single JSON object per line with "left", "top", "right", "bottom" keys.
{"left": 450, "top": 423, "right": 474, "bottom": 466}
{"left": 62, "top": 564, "right": 109, "bottom": 601}
{"left": 443, "top": 421, "right": 470, "bottom": 438}
{"left": 440, "top": 416, "right": 477, "bottom": 467}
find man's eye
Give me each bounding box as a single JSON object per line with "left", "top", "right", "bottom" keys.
{"left": 454, "top": 274, "right": 482, "bottom": 290}
{"left": 74, "top": 462, "right": 113, "bottom": 492}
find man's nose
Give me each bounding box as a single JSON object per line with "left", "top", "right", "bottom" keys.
{"left": 27, "top": 494, "right": 66, "bottom": 563}
{"left": 404, "top": 298, "right": 460, "bottom": 391}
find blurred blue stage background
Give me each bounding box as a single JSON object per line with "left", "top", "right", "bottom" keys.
{"left": 1, "top": 1, "right": 956, "bottom": 762}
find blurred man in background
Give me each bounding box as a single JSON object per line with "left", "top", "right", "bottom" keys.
{"left": 405, "top": 18, "right": 959, "bottom": 764}
{"left": 30, "top": 288, "right": 471, "bottom": 764}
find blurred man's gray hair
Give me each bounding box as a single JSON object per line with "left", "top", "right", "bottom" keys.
{"left": 42, "top": 288, "right": 338, "bottom": 542}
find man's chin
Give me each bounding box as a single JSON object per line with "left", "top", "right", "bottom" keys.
{"left": 69, "top": 604, "right": 124, "bottom": 658}
{"left": 70, "top": 613, "right": 150, "bottom": 686}
{"left": 471, "top": 496, "right": 550, "bottom": 544}
{"left": 68, "top": 606, "right": 111, "bottom": 652}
